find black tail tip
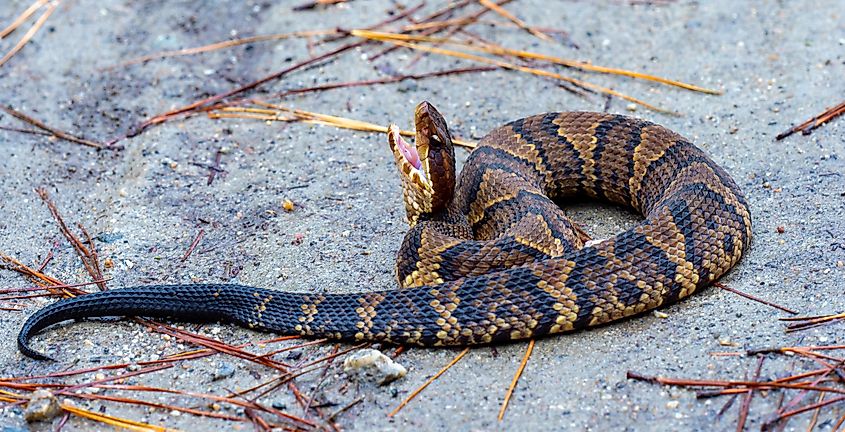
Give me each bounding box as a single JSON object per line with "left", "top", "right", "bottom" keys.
{"left": 18, "top": 331, "right": 54, "bottom": 361}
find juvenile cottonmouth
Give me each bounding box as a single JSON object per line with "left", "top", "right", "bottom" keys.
{"left": 19, "top": 102, "right": 751, "bottom": 360}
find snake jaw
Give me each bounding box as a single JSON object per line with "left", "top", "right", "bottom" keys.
{"left": 388, "top": 124, "right": 430, "bottom": 187}
{"left": 389, "top": 102, "right": 457, "bottom": 226}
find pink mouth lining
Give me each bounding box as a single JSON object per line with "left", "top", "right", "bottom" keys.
{"left": 394, "top": 131, "right": 422, "bottom": 170}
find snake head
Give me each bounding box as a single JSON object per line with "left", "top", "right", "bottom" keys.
{"left": 388, "top": 101, "right": 456, "bottom": 226}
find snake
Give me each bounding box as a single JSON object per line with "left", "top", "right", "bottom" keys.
{"left": 18, "top": 101, "right": 751, "bottom": 360}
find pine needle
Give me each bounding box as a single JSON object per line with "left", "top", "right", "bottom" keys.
{"left": 498, "top": 339, "right": 535, "bottom": 421}
{"left": 388, "top": 347, "right": 470, "bottom": 417}
{"left": 210, "top": 104, "right": 478, "bottom": 148}
{"left": 114, "top": 29, "right": 340, "bottom": 67}
{"left": 478, "top": 0, "right": 553, "bottom": 42}
{"left": 353, "top": 29, "right": 720, "bottom": 95}
{"left": 0, "top": 0, "right": 59, "bottom": 68}
{"left": 352, "top": 34, "right": 678, "bottom": 114}
{"left": 61, "top": 402, "right": 176, "bottom": 432}
{"left": 0, "top": 0, "right": 49, "bottom": 38}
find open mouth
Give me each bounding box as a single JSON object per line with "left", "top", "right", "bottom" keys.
{"left": 389, "top": 124, "right": 427, "bottom": 182}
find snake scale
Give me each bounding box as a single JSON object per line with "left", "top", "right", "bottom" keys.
{"left": 18, "top": 102, "right": 751, "bottom": 360}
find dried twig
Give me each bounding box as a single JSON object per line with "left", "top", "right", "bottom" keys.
{"left": 180, "top": 229, "right": 205, "bottom": 262}
{"left": 781, "top": 311, "right": 845, "bottom": 333}
{"left": 0, "top": 106, "right": 104, "bottom": 148}
{"left": 36, "top": 188, "right": 107, "bottom": 290}
{"left": 776, "top": 100, "right": 845, "bottom": 140}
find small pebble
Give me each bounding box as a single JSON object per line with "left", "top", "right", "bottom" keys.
{"left": 626, "top": 103, "right": 637, "bottom": 112}
{"left": 212, "top": 362, "right": 236, "bottom": 381}
{"left": 666, "top": 400, "right": 680, "bottom": 409}
{"left": 653, "top": 311, "right": 669, "bottom": 319}
{"left": 343, "top": 348, "right": 406, "bottom": 385}
{"left": 24, "top": 390, "right": 61, "bottom": 422}
{"left": 776, "top": 226, "right": 785, "bottom": 234}
{"left": 282, "top": 199, "right": 295, "bottom": 212}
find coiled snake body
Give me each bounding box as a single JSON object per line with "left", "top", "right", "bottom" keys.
{"left": 19, "top": 102, "right": 751, "bottom": 360}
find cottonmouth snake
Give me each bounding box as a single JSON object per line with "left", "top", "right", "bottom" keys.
{"left": 18, "top": 102, "right": 751, "bottom": 360}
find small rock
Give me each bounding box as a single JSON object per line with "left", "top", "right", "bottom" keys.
{"left": 95, "top": 232, "right": 124, "bottom": 244}
{"left": 282, "top": 199, "right": 295, "bottom": 212}
{"left": 666, "top": 400, "right": 680, "bottom": 409}
{"left": 211, "top": 362, "right": 236, "bottom": 381}
{"left": 24, "top": 390, "right": 61, "bottom": 422}
{"left": 776, "top": 226, "right": 785, "bottom": 234}
{"left": 653, "top": 311, "right": 669, "bottom": 319}
{"left": 271, "top": 401, "right": 287, "bottom": 410}
{"left": 626, "top": 103, "right": 637, "bottom": 112}
{"left": 343, "top": 349, "right": 407, "bottom": 385}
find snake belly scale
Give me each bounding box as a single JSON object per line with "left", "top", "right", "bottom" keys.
{"left": 18, "top": 103, "right": 751, "bottom": 359}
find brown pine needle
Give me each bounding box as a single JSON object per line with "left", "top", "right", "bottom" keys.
{"left": 713, "top": 282, "right": 798, "bottom": 315}
{"left": 211, "top": 104, "right": 478, "bottom": 148}
{"left": 478, "top": 0, "right": 553, "bottom": 42}
{"left": 36, "top": 187, "right": 107, "bottom": 290}
{"left": 776, "top": 100, "right": 845, "bottom": 140}
{"left": 61, "top": 402, "right": 175, "bottom": 432}
{"left": 498, "top": 339, "right": 535, "bottom": 421}
{"left": 764, "top": 396, "right": 845, "bottom": 429}
{"left": 0, "top": 0, "right": 58, "bottom": 68}
{"left": 0, "top": 252, "right": 79, "bottom": 296}
{"left": 736, "top": 356, "right": 764, "bottom": 432}
{"left": 0, "top": 0, "right": 49, "bottom": 38}
{"left": 833, "top": 411, "right": 845, "bottom": 432}
{"left": 627, "top": 371, "right": 845, "bottom": 394}
{"left": 352, "top": 36, "right": 677, "bottom": 114}
{"left": 806, "top": 391, "right": 826, "bottom": 432}
{"left": 113, "top": 29, "right": 340, "bottom": 68}
{"left": 353, "top": 29, "right": 721, "bottom": 95}
{"left": 122, "top": 4, "right": 425, "bottom": 141}
{"left": 1, "top": 105, "right": 104, "bottom": 148}
{"left": 388, "top": 347, "right": 470, "bottom": 417}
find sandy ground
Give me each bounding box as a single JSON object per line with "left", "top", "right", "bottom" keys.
{"left": 0, "top": 0, "right": 843, "bottom": 430}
